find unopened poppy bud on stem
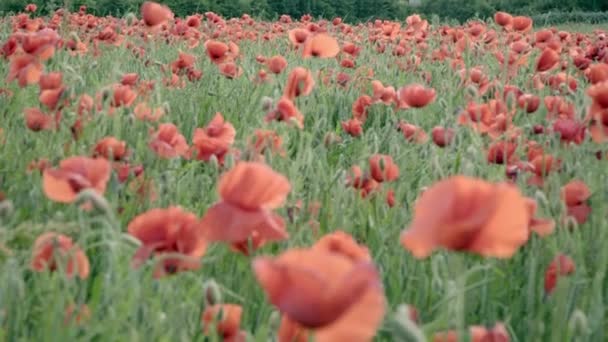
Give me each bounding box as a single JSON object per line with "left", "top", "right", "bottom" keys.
{"left": 390, "top": 304, "right": 425, "bottom": 342}
{"left": 75, "top": 189, "right": 112, "bottom": 215}
{"left": 203, "top": 280, "right": 222, "bottom": 306}
{"left": 0, "top": 200, "right": 14, "bottom": 219}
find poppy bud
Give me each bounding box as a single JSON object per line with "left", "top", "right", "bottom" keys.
{"left": 268, "top": 310, "right": 281, "bottom": 331}
{"left": 124, "top": 12, "right": 137, "bottom": 26}
{"left": 390, "top": 305, "right": 425, "bottom": 342}
{"left": 568, "top": 309, "right": 589, "bottom": 336}
{"left": 261, "top": 96, "right": 274, "bottom": 111}
{"left": 203, "top": 280, "right": 222, "bottom": 306}
{"left": 75, "top": 189, "right": 112, "bottom": 216}
{"left": 465, "top": 84, "right": 478, "bottom": 99}
{"left": 0, "top": 199, "right": 14, "bottom": 220}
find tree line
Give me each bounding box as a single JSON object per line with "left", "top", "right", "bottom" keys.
{"left": 2, "top": 0, "right": 608, "bottom": 23}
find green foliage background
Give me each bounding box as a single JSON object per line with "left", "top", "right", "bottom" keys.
{"left": 1, "top": 0, "right": 608, "bottom": 23}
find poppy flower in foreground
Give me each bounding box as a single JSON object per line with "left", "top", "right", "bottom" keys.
{"left": 544, "top": 254, "right": 575, "bottom": 294}
{"left": 536, "top": 48, "right": 560, "bottom": 72}
{"left": 284, "top": 67, "right": 315, "bottom": 100}
{"left": 93, "top": 136, "right": 128, "bottom": 161}
{"left": 128, "top": 207, "right": 206, "bottom": 278}
{"left": 191, "top": 112, "right": 236, "bottom": 164}
{"left": 202, "top": 304, "right": 247, "bottom": 342}
{"left": 433, "top": 322, "right": 509, "bottom": 342}
{"left": 267, "top": 55, "right": 288, "bottom": 74}
{"left": 31, "top": 232, "right": 90, "bottom": 279}
{"left": 302, "top": 34, "right": 340, "bottom": 58}
{"left": 199, "top": 162, "right": 291, "bottom": 254}
{"left": 254, "top": 231, "right": 385, "bottom": 342}
{"left": 141, "top": 1, "right": 173, "bottom": 27}
{"left": 43, "top": 156, "right": 111, "bottom": 203}
{"left": 561, "top": 180, "right": 592, "bottom": 225}
{"left": 401, "top": 176, "right": 532, "bottom": 258}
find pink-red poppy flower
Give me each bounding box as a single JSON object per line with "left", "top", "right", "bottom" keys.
{"left": 43, "top": 156, "right": 111, "bottom": 203}
{"left": 494, "top": 12, "right": 513, "bottom": 28}
{"left": 302, "top": 34, "right": 340, "bottom": 58}
{"left": 267, "top": 55, "right": 288, "bottom": 74}
{"left": 266, "top": 97, "right": 305, "bottom": 129}
{"left": 536, "top": 48, "right": 560, "bottom": 72}
{"left": 141, "top": 1, "right": 173, "bottom": 27}
{"left": 93, "top": 137, "right": 128, "bottom": 161}
{"left": 149, "top": 123, "right": 189, "bottom": 159}
{"left": 202, "top": 304, "right": 246, "bottom": 342}
{"left": 254, "top": 231, "right": 385, "bottom": 342}
{"left": 369, "top": 154, "right": 399, "bottom": 183}
{"left": 401, "top": 176, "right": 531, "bottom": 258}
{"left": 486, "top": 141, "right": 517, "bottom": 165}
{"left": 284, "top": 67, "right": 315, "bottom": 100}
{"left": 397, "top": 121, "right": 428, "bottom": 143}
{"left": 397, "top": 84, "right": 436, "bottom": 109}
{"left": 561, "top": 180, "right": 592, "bottom": 225}
{"left": 128, "top": 207, "right": 206, "bottom": 278}
{"left": 191, "top": 113, "right": 236, "bottom": 164}
{"left": 205, "top": 40, "right": 230, "bottom": 64}
{"left": 24, "top": 108, "right": 54, "bottom": 131}
{"left": 31, "top": 232, "right": 90, "bottom": 279}
{"left": 544, "top": 254, "right": 575, "bottom": 294}
{"left": 553, "top": 118, "right": 586, "bottom": 145}
{"left": 199, "top": 162, "right": 291, "bottom": 254}
{"left": 431, "top": 127, "right": 455, "bottom": 147}
{"left": 512, "top": 16, "right": 533, "bottom": 32}
{"left": 342, "top": 118, "right": 363, "bottom": 137}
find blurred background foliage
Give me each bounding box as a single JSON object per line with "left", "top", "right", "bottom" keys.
{"left": 1, "top": 0, "right": 608, "bottom": 24}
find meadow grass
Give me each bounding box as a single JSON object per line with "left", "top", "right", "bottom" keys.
{"left": 0, "top": 15, "right": 607, "bottom": 342}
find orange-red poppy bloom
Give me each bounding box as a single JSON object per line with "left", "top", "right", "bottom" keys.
{"left": 517, "top": 94, "right": 540, "bottom": 113}
{"left": 205, "top": 40, "right": 230, "bottom": 64}
{"left": 24, "top": 107, "right": 54, "bottom": 131}
{"left": 7, "top": 54, "right": 43, "bottom": 88}
{"left": 342, "top": 118, "right": 363, "bottom": 137}
{"left": 397, "top": 121, "right": 428, "bottom": 143}
{"left": 192, "top": 113, "right": 236, "bottom": 163}
{"left": 218, "top": 62, "right": 243, "bottom": 79}
{"left": 431, "top": 126, "right": 455, "bottom": 147}
{"left": 553, "top": 118, "right": 586, "bottom": 145}
{"left": 199, "top": 162, "right": 291, "bottom": 253}
{"left": 536, "top": 48, "right": 560, "bottom": 72}
{"left": 202, "top": 304, "right": 246, "bottom": 342}
{"left": 434, "top": 323, "right": 509, "bottom": 342}
{"left": 284, "top": 67, "right": 315, "bottom": 100}
{"left": 31, "top": 232, "right": 90, "bottom": 279}
{"left": 512, "top": 16, "right": 533, "bottom": 32}
{"left": 93, "top": 137, "right": 128, "bottom": 161}
{"left": 369, "top": 154, "right": 399, "bottom": 183}
{"left": 128, "top": 207, "right": 206, "bottom": 278}
{"left": 302, "top": 34, "right": 340, "bottom": 58}
{"left": 111, "top": 84, "right": 137, "bottom": 108}
{"left": 561, "top": 180, "right": 592, "bottom": 225}
{"left": 266, "top": 97, "right": 305, "bottom": 128}
{"left": 43, "top": 156, "right": 111, "bottom": 203}
{"left": 39, "top": 72, "right": 62, "bottom": 90}
{"left": 401, "top": 176, "right": 531, "bottom": 258}
{"left": 267, "top": 55, "right": 288, "bottom": 74}
{"left": 149, "top": 123, "right": 189, "bottom": 159}
{"left": 141, "top": 1, "right": 173, "bottom": 27}
{"left": 397, "top": 84, "right": 436, "bottom": 109}
{"left": 494, "top": 12, "right": 513, "bottom": 28}
{"left": 288, "top": 28, "right": 310, "bottom": 47}
{"left": 254, "top": 231, "right": 385, "bottom": 342}
{"left": 586, "top": 63, "right": 608, "bottom": 84}
{"left": 544, "top": 254, "right": 575, "bottom": 294}
{"left": 134, "top": 102, "right": 164, "bottom": 121}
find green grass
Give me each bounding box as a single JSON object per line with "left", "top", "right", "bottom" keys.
{"left": 0, "top": 14, "right": 607, "bottom": 342}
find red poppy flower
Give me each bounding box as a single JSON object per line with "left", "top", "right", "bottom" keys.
{"left": 397, "top": 121, "right": 428, "bottom": 143}
{"left": 346, "top": 166, "right": 379, "bottom": 198}
{"left": 199, "top": 162, "right": 291, "bottom": 254}
{"left": 266, "top": 97, "right": 304, "bottom": 128}
{"left": 553, "top": 118, "right": 586, "bottom": 144}
{"left": 149, "top": 123, "right": 189, "bottom": 159}
{"left": 369, "top": 154, "right": 399, "bottom": 183}
{"left": 267, "top": 55, "right": 288, "bottom": 74}
{"left": 431, "top": 127, "right": 455, "bottom": 147}
{"left": 31, "top": 232, "right": 90, "bottom": 279}
{"left": 43, "top": 156, "right": 111, "bottom": 203}
{"left": 7, "top": 54, "right": 43, "bottom": 88}
{"left": 39, "top": 72, "right": 62, "bottom": 90}
{"left": 512, "top": 16, "right": 533, "bottom": 32}
{"left": 134, "top": 102, "right": 164, "bottom": 121}
{"left": 218, "top": 62, "right": 243, "bottom": 79}
{"left": 128, "top": 207, "right": 206, "bottom": 278}
{"left": 141, "top": 1, "right": 173, "bottom": 27}
{"left": 205, "top": 40, "right": 230, "bottom": 64}
{"left": 254, "top": 231, "right": 385, "bottom": 342}
{"left": 302, "top": 34, "right": 340, "bottom": 58}
{"left": 494, "top": 12, "right": 513, "bottom": 28}
{"left": 192, "top": 113, "right": 236, "bottom": 163}
{"left": 536, "top": 48, "right": 560, "bottom": 72}
{"left": 517, "top": 94, "right": 540, "bottom": 113}
{"left": 486, "top": 141, "right": 517, "bottom": 164}
{"left": 544, "top": 254, "right": 575, "bottom": 294}
{"left": 342, "top": 118, "right": 363, "bottom": 137}
{"left": 111, "top": 84, "right": 137, "bottom": 108}
{"left": 93, "top": 137, "right": 128, "bottom": 161}
{"left": 121, "top": 73, "right": 139, "bottom": 86}
{"left": 561, "top": 180, "right": 592, "bottom": 225}
{"left": 202, "top": 304, "right": 246, "bottom": 342}
{"left": 401, "top": 176, "right": 531, "bottom": 258}
{"left": 434, "top": 323, "right": 509, "bottom": 342}
{"left": 284, "top": 67, "right": 315, "bottom": 100}
{"left": 528, "top": 154, "right": 560, "bottom": 186}
{"left": 288, "top": 29, "right": 310, "bottom": 47}
{"left": 397, "top": 84, "right": 436, "bottom": 109}
{"left": 586, "top": 63, "right": 608, "bottom": 84}
{"left": 24, "top": 108, "right": 54, "bottom": 131}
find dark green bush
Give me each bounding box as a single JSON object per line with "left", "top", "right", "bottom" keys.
{"left": 1, "top": 0, "right": 608, "bottom": 24}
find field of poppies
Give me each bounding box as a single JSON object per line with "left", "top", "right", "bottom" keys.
{"left": 1, "top": 2, "right": 608, "bottom": 341}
